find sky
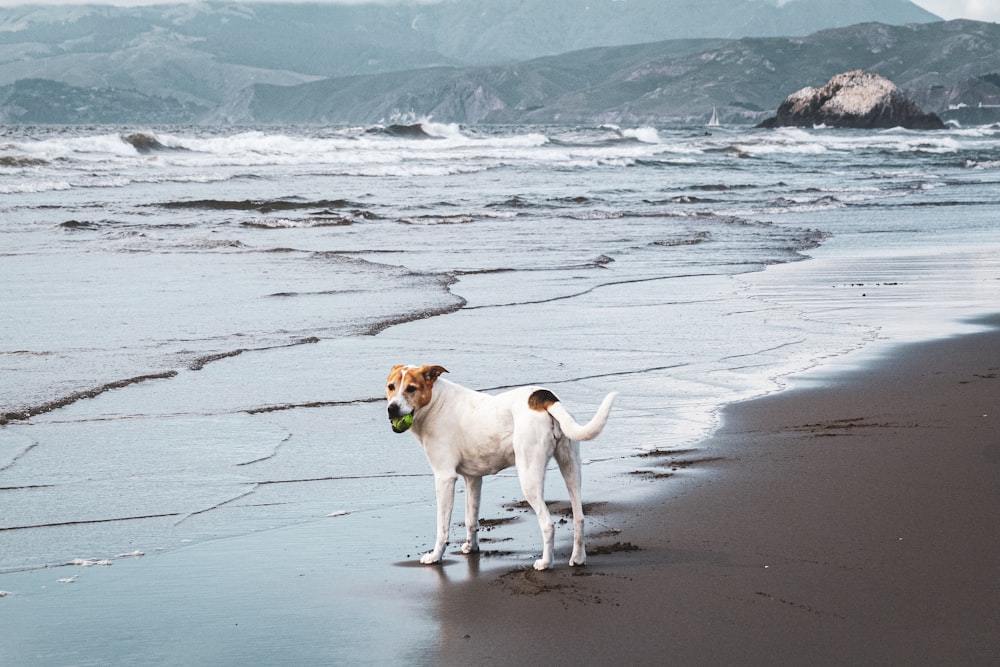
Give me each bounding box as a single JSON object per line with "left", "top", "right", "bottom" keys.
{"left": 0, "top": 0, "right": 996, "bottom": 24}
{"left": 913, "top": 0, "right": 1000, "bottom": 22}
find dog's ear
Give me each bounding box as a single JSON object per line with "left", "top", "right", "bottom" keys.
{"left": 421, "top": 365, "right": 448, "bottom": 383}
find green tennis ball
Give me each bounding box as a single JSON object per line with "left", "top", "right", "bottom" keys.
{"left": 391, "top": 413, "right": 414, "bottom": 433}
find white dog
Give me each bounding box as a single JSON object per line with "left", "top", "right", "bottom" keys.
{"left": 385, "top": 364, "right": 617, "bottom": 570}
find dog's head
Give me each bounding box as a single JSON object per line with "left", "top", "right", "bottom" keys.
{"left": 385, "top": 364, "right": 447, "bottom": 433}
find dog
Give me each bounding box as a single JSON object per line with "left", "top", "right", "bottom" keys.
{"left": 385, "top": 364, "right": 617, "bottom": 570}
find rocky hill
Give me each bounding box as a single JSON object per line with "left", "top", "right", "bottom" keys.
{"left": 0, "top": 0, "right": 941, "bottom": 122}
{"left": 1, "top": 3, "right": 997, "bottom": 125}
{"left": 0, "top": 78, "right": 206, "bottom": 124}
{"left": 238, "top": 20, "right": 1000, "bottom": 125}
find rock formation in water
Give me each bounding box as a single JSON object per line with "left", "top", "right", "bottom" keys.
{"left": 758, "top": 70, "right": 945, "bottom": 130}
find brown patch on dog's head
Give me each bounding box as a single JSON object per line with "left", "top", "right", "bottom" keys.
{"left": 527, "top": 388, "right": 559, "bottom": 412}
{"left": 386, "top": 364, "right": 448, "bottom": 415}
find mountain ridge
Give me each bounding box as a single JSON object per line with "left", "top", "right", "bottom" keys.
{"left": 3, "top": 2, "right": 997, "bottom": 125}
{"left": 238, "top": 19, "right": 1000, "bottom": 126}
{"left": 0, "top": 1, "right": 940, "bottom": 108}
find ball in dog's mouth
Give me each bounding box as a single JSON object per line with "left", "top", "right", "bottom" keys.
{"left": 391, "top": 413, "right": 414, "bottom": 433}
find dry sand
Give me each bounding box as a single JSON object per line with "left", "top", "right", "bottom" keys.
{"left": 432, "top": 316, "right": 1000, "bottom": 665}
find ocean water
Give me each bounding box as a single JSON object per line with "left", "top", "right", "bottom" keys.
{"left": 1, "top": 121, "right": 999, "bottom": 578}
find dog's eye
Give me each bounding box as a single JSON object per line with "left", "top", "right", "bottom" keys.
{"left": 406, "top": 385, "right": 417, "bottom": 393}
{"left": 387, "top": 383, "right": 395, "bottom": 391}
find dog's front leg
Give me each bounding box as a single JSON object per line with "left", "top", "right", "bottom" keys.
{"left": 461, "top": 475, "right": 482, "bottom": 554}
{"left": 421, "top": 474, "right": 457, "bottom": 564}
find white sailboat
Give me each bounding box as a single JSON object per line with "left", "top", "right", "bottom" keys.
{"left": 707, "top": 106, "right": 720, "bottom": 127}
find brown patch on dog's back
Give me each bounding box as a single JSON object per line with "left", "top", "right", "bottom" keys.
{"left": 528, "top": 388, "right": 560, "bottom": 412}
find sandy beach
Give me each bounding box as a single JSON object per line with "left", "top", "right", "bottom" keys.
{"left": 1, "top": 318, "right": 997, "bottom": 666}
{"left": 433, "top": 316, "right": 1000, "bottom": 665}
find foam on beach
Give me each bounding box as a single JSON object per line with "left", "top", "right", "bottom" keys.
{"left": 68, "top": 559, "right": 114, "bottom": 567}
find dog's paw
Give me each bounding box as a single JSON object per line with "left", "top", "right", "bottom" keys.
{"left": 533, "top": 558, "right": 552, "bottom": 571}
{"left": 460, "top": 541, "right": 479, "bottom": 555}
{"left": 569, "top": 547, "right": 587, "bottom": 567}
{"left": 420, "top": 552, "right": 443, "bottom": 565}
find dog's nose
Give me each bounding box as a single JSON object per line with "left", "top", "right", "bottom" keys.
{"left": 387, "top": 403, "right": 402, "bottom": 419}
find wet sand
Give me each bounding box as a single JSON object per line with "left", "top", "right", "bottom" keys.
{"left": 433, "top": 316, "right": 1000, "bottom": 665}
{"left": 2, "top": 320, "right": 997, "bottom": 665}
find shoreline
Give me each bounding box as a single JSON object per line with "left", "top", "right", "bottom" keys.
{"left": 432, "top": 315, "right": 1000, "bottom": 665}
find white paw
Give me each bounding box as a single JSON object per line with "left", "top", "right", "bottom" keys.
{"left": 461, "top": 542, "right": 479, "bottom": 554}
{"left": 533, "top": 558, "right": 551, "bottom": 571}
{"left": 569, "top": 548, "right": 587, "bottom": 567}
{"left": 420, "top": 551, "right": 442, "bottom": 565}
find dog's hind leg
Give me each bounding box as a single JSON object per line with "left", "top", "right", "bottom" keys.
{"left": 515, "top": 454, "right": 555, "bottom": 570}
{"left": 421, "top": 474, "right": 457, "bottom": 565}
{"left": 555, "top": 439, "right": 586, "bottom": 566}
{"left": 461, "top": 474, "right": 482, "bottom": 554}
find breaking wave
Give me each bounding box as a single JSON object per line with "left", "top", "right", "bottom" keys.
{"left": 121, "top": 132, "right": 188, "bottom": 154}
{"left": 364, "top": 120, "right": 466, "bottom": 140}
{"left": 157, "top": 198, "right": 360, "bottom": 212}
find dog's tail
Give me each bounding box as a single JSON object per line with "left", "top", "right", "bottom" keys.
{"left": 531, "top": 390, "right": 618, "bottom": 441}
